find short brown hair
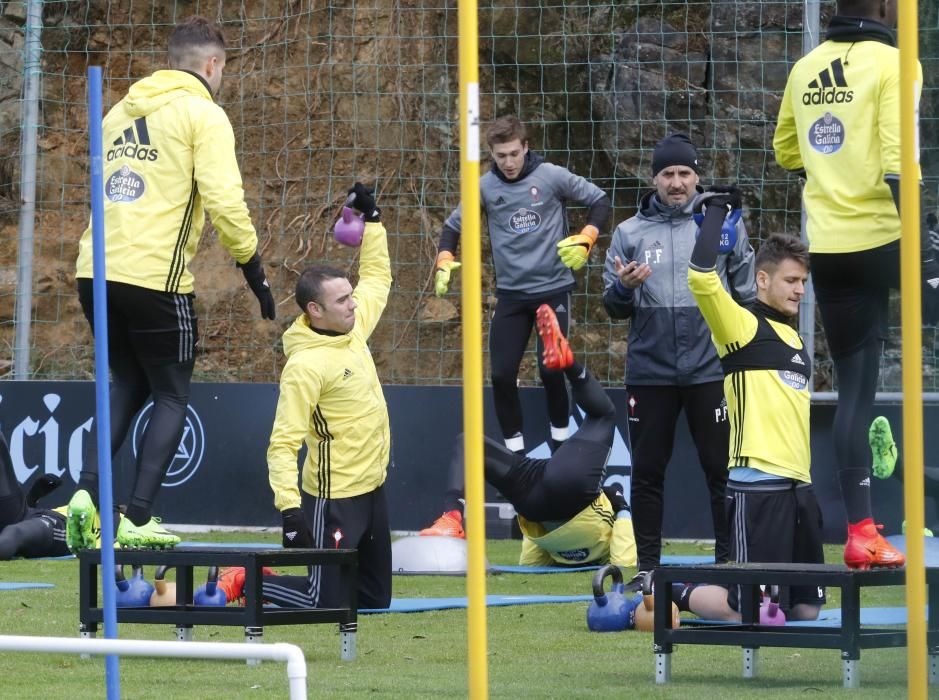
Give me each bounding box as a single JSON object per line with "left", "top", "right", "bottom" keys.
{"left": 755, "top": 234, "right": 810, "bottom": 273}
{"left": 486, "top": 116, "right": 528, "bottom": 148}
{"left": 296, "top": 265, "right": 348, "bottom": 311}
{"left": 168, "top": 16, "right": 225, "bottom": 68}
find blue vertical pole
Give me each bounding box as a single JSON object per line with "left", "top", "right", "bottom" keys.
{"left": 87, "top": 65, "right": 121, "bottom": 700}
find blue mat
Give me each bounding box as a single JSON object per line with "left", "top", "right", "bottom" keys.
{"left": 0, "top": 582, "right": 54, "bottom": 590}
{"left": 490, "top": 554, "right": 712, "bottom": 575}
{"left": 886, "top": 534, "right": 939, "bottom": 566}
{"left": 361, "top": 594, "right": 592, "bottom": 614}
{"left": 684, "top": 606, "right": 915, "bottom": 628}
{"left": 178, "top": 541, "right": 281, "bottom": 549}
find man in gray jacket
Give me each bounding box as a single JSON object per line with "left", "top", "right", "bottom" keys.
{"left": 602, "top": 134, "right": 756, "bottom": 588}
{"left": 432, "top": 115, "right": 610, "bottom": 463}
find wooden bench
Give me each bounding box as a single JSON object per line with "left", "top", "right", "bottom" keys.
{"left": 78, "top": 547, "right": 358, "bottom": 663}
{"left": 652, "top": 563, "right": 938, "bottom": 688}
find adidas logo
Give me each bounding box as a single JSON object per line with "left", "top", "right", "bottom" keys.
{"left": 927, "top": 276, "right": 939, "bottom": 290}
{"left": 791, "top": 353, "right": 805, "bottom": 366}
{"left": 802, "top": 58, "right": 854, "bottom": 105}
{"left": 107, "top": 116, "right": 159, "bottom": 162}
{"left": 285, "top": 531, "right": 297, "bottom": 541}
{"left": 555, "top": 304, "right": 566, "bottom": 313}
{"left": 343, "top": 368, "right": 353, "bottom": 379}
{"left": 495, "top": 196, "right": 506, "bottom": 205}
{"left": 859, "top": 477, "right": 871, "bottom": 487}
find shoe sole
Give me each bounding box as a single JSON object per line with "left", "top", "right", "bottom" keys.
{"left": 536, "top": 305, "right": 572, "bottom": 370}
{"left": 869, "top": 417, "right": 896, "bottom": 478}
{"left": 65, "top": 512, "right": 96, "bottom": 552}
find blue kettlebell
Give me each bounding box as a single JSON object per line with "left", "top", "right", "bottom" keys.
{"left": 115, "top": 564, "right": 155, "bottom": 608}
{"left": 694, "top": 207, "right": 741, "bottom": 253}
{"left": 586, "top": 564, "right": 639, "bottom": 632}
{"left": 194, "top": 566, "right": 227, "bottom": 606}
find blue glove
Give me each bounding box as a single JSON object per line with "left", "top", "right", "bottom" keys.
{"left": 694, "top": 186, "right": 742, "bottom": 254}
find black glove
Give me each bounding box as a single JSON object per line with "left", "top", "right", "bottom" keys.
{"left": 237, "top": 252, "right": 276, "bottom": 320}
{"left": 281, "top": 508, "right": 314, "bottom": 548}
{"left": 348, "top": 183, "right": 381, "bottom": 222}
{"left": 694, "top": 185, "right": 742, "bottom": 214}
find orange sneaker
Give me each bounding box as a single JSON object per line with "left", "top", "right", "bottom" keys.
{"left": 419, "top": 510, "right": 465, "bottom": 538}
{"left": 844, "top": 518, "right": 906, "bottom": 570}
{"left": 216, "top": 566, "right": 277, "bottom": 605}
{"left": 536, "top": 303, "right": 573, "bottom": 370}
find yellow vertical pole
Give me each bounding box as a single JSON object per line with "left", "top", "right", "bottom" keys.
{"left": 458, "top": 0, "right": 488, "bottom": 697}
{"left": 898, "top": 2, "right": 927, "bottom": 697}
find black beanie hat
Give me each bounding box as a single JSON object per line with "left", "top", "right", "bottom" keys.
{"left": 651, "top": 133, "right": 700, "bottom": 176}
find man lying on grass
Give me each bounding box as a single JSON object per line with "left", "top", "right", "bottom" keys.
{"left": 418, "top": 304, "right": 636, "bottom": 570}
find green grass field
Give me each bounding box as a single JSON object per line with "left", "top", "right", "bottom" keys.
{"left": 0, "top": 533, "right": 922, "bottom": 698}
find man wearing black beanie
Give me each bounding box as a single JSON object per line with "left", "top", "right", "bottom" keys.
{"left": 602, "top": 133, "right": 756, "bottom": 590}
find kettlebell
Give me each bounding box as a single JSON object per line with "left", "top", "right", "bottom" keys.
{"left": 759, "top": 584, "right": 786, "bottom": 626}
{"left": 115, "top": 564, "right": 154, "bottom": 608}
{"left": 334, "top": 206, "right": 365, "bottom": 247}
{"left": 633, "top": 571, "right": 681, "bottom": 632}
{"left": 693, "top": 207, "right": 741, "bottom": 253}
{"left": 194, "top": 566, "right": 227, "bottom": 606}
{"left": 149, "top": 564, "right": 177, "bottom": 607}
{"left": 586, "top": 564, "right": 639, "bottom": 632}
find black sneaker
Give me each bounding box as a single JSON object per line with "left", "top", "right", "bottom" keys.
{"left": 624, "top": 570, "right": 649, "bottom": 593}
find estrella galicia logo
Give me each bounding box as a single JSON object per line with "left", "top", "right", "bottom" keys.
{"left": 808, "top": 112, "right": 845, "bottom": 154}
{"left": 509, "top": 208, "right": 541, "bottom": 234}
{"left": 106, "top": 116, "right": 159, "bottom": 162}
{"left": 558, "top": 547, "right": 590, "bottom": 562}
{"left": 778, "top": 369, "right": 808, "bottom": 391}
{"left": 131, "top": 403, "right": 205, "bottom": 487}
{"left": 106, "top": 165, "right": 145, "bottom": 203}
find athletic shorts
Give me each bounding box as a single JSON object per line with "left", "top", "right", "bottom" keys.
{"left": 811, "top": 241, "right": 899, "bottom": 359}
{"left": 301, "top": 484, "right": 392, "bottom": 610}
{"left": 78, "top": 279, "right": 197, "bottom": 365}
{"left": 725, "top": 479, "right": 827, "bottom": 612}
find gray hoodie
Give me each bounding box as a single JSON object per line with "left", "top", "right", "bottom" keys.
{"left": 602, "top": 190, "right": 756, "bottom": 386}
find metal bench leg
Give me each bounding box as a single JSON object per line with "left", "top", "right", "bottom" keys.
{"left": 930, "top": 649, "right": 939, "bottom": 685}
{"left": 245, "top": 626, "right": 263, "bottom": 666}
{"left": 78, "top": 623, "right": 96, "bottom": 660}
{"left": 175, "top": 625, "right": 193, "bottom": 642}
{"left": 743, "top": 647, "right": 759, "bottom": 678}
{"left": 843, "top": 658, "right": 860, "bottom": 688}
{"left": 340, "top": 622, "right": 357, "bottom": 661}
{"left": 655, "top": 652, "right": 671, "bottom": 684}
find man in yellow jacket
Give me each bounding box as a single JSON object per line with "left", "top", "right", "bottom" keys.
{"left": 420, "top": 305, "right": 637, "bottom": 570}
{"left": 265, "top": 184, "right": 393, "bottom": 610}
{"left": 68, "top": 16, "right": 276, "bottom": 551}
{"left": 773, "top": 0, "right": 920, "bottom": 569}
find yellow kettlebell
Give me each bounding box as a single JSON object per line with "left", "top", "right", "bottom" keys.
{"left": 149, "top": 564, "right": 177, "bottom": 607}
{"left": 633, "top": 571, "right": 680, "bottom": 632}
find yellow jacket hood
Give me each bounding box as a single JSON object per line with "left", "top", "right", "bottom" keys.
{"left": 282, "top": 313, "right": 353, "bottom": 358}
{"left": 123, "top": 70, "right": 212, "bottom": 118}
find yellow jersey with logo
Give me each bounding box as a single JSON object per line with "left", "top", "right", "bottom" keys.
{"left": 688, "top": 268, "right": 811, "bottom": 482}
{"left": 774, "top": 39, "right": 922, "bottom": 253}
{"left": 76, "top": 70, "right": 257, "bottom": 293}
{"left": 517, "top": 492, "right": 636, "bottom": 567}
{"left": 267, "top": 223, "right": 392, "bottom": 508}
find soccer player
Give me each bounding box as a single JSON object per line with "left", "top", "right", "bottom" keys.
{"left": 68, "top": 16, "right": 276, "bottom": 551}
{"left": 265, "top": 184, "right": 392, "bottom": 610}
{"left": 433, "top": 115, "right": 611, "bottom": 455}
{"left": 773, "top": 0, "right": 924, "bottom": 568}
{"left": 681, "top": 188, "right": 826, "bottom": 620}
{"left": 602, "top": 133, "right": 756, "bottom": 589}
{"left": 0, "top": 431, "right": 70, "bottom": 560}
{"left": 419, "top": 304, "right": 637, "bottom": 569}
